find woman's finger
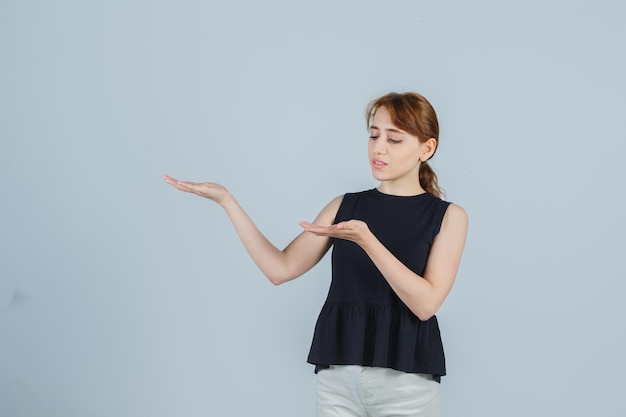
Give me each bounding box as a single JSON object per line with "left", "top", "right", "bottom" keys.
{"left": 163, "top": 175, "right": 179, "bottom": 185}
{"left": 164, "top": 175, "right": 193, "bottom": 191}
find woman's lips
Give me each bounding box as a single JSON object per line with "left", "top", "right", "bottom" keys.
{"left": 372, "top": 158, "right": 387, "bottom": 168}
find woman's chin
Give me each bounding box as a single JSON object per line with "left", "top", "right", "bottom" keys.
{"left": 371, "top": 170, "right": 389, "bottom": 181}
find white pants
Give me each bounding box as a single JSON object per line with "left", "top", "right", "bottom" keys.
{"left": 316, "top": 365, "right": 440, "bottom": 417}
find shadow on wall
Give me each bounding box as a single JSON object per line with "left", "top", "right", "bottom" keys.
{"left": 0, "top": 284, "right": 28, "bottom": 314}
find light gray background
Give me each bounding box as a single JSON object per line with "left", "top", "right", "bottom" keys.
{"left": 1, "top": 0, "right": 625, "bottom": 416}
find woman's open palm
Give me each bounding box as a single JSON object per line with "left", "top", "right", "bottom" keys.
{"left": 163, "top": 175, "right": 229, "bottom": 205}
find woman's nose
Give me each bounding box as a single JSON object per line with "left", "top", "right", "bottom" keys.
{"left": 372, "top": 138, "right": 387, "bottom": 154}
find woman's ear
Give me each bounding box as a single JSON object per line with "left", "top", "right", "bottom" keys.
{"left": 421, "top": 138, "right": 438, "bottom": 162}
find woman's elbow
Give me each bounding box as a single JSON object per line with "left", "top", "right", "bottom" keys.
{"left": 265, "top": 265, "right": 305, "bottom": 285}
{"left": 412, "top": 305, "right": 439, "bottom": 322}
{"left": 416, "top": 311, "right": 435, "bottom": 321}
{"left": 266, "top": 271, "right": 296, "bottom": 286}
{"left": 267, "top": 274, "right": 287, "bottom": 285}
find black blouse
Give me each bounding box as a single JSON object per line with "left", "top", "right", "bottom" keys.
{"left": 307, "top": 189, "right": 451, "bottom": 381}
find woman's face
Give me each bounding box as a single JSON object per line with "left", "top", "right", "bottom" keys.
{"left": 368, "top": 107, "right": 434, "bottom": 186}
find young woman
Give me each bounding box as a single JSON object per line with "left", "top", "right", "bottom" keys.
{"left": 164, "top": 92, "right": 468, "bottom": 417}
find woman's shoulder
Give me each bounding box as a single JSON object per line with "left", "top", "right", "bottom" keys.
{"left": 317, "top": 190, "right": 373, "bottom": 224}
{"left": 314, "top": 194, "right": 345, "bottom": 224}
{"left": 328, "top": 189, "right": 375, "bottom": 205}
{"left": 343, "top": 188, "right": 376, "bottom": 197}
{"left": 441, "top": 203, "right": 468, "bottom": 232}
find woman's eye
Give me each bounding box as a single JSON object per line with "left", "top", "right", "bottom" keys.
{"left": 369, "top": 135, "right": 379, "bottom": 140}
{"left": 389, "top": 138, "right": 401, "bottom": 144}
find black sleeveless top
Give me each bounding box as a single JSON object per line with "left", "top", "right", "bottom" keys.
{"left": 307, "top": 189, "right": 451, "bottom": 381}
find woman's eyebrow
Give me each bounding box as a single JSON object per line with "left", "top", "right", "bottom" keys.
{"left": 370, "top": 125, "right": 404, "bottom": 134}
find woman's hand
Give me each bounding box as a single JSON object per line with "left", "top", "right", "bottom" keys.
{"left": 163, "top": 175, "right": 231, "bottom": 206}
{"left": 299, "top": 219, "right": 372, "bottom": 247}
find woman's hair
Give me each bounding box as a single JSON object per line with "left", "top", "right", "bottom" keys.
{"left": 366, "top": 92, "right": 443, "bottom": 198}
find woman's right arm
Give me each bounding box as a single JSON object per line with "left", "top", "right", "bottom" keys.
{"left": 164, "top": 175, "right": 342, "bottom": 285}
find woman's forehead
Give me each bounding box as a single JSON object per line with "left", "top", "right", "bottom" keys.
{"left": 371, "top": 107, "right": 404, "bottom": 132}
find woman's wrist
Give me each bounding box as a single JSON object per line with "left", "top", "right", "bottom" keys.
{"left": 218, "top": 191, "right": 237, "bottom": 211}
{"left": 358, "top": 227, "right": 377, "bottom": 250}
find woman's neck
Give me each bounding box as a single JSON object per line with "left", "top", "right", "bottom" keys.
{"left": 376, "top": 181, "right": 425, "bottom": 196}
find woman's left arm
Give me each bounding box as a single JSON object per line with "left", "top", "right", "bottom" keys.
{"left": 300, "top": 204, "right": 468, "bottom": 321}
